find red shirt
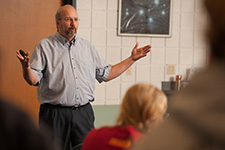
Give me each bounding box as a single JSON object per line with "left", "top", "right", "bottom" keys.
{"left": 82, "top": 126, "right": 144, "bottom": 150}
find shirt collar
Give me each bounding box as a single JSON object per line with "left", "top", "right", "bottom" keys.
{"left": 55, "top": 32, "right": 76, "bottom": 46}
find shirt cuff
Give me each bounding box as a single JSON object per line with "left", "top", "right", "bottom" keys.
{"left": 96, "top": 65, "right": 111, "bottom": 83}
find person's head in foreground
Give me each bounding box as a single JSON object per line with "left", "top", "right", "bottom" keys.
{"left": 116, "top": 83, "right": 168, "bottom": 133}
{"left": 205, "top": 0, "right": 225, "bottom": 62}
{"left": 82, "top": 83, "right": 168, "bottom": 150}
{"left": 132, "top": 1, "right": 225, "bottom": 150}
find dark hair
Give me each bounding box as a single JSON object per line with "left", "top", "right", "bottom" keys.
{"left": 204, "top": 0, "right": 225, "bottom": 60}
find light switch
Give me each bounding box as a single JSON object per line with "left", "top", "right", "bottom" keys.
{"left": 126, "top": 67, "right": 132, "bottom": 75}
{"left": 167, "top": 64, "right": 175, "bottom": 74}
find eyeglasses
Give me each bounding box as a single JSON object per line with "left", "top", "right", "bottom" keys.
{"left": 59, "top": 17, "right": 80, "bottom": 22}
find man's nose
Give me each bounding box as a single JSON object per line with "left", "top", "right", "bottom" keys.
{"left": 70, "top": 20, "right": 75, "bottom": 25}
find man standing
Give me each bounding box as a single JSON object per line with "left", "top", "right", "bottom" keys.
{"left": 16, "top": 5, "right": 151, "bottom": 150}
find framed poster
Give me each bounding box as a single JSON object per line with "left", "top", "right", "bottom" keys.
{"left": 118, "top": 0, "right": 172, "bottom": 37}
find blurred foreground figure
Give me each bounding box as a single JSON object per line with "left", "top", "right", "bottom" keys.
{"left": 133, "top": 0, "right": 225, "bottom": 149}
{"left": 0, "top": 97, "right": 60, "bottom": 150}
{"left": 82, "top": 83, "right": 168, "bottom": 150}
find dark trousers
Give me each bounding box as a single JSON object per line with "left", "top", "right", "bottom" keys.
{"left": 39, "top": 103, "right": 95, "bottom": 150}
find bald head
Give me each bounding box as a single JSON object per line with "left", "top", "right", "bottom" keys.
{"left": 55, "top": 5, "right": 77, "bottom": 22}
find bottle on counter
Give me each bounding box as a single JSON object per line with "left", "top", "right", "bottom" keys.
{"left": 176, "top": 74, "right": 182, "bottom": 91}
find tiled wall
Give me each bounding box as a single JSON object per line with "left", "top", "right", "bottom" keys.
{"left": 76, "top": 0, "right": 208, "bottom": 105}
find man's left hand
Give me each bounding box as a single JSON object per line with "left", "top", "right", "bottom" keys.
{"left": 131, "top": 42, "right": 151, "bottom": 61}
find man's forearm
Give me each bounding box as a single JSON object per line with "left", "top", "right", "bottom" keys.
{"left": 23, "top": 67, "right": 39, "bottom": 85}
{"left": 105, "top": 56, "right": 135, "bottom": 82}
{"left": 105, "top": 43, "right": 151, "bottom": 82}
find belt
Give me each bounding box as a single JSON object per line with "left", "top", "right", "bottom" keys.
{"left": 42, "top": 102, "right": 90, "bottom": 109}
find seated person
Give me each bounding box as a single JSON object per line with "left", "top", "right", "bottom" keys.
{"left": 81, "top": 83, "right": 168, "bottom": 150}
{"left": 0, "top": 97, "right": 60, "bottom": 150}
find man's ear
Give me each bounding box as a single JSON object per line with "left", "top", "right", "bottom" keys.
{"left": 56, "top": 20, "right": 60, "bottom": 31}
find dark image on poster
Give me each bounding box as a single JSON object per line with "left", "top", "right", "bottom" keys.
{"left": 118, "top": 0, "right": 172, "bottom": 37}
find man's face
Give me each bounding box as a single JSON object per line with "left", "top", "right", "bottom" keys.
{"left": 57, "top": 6, "right": 79, "bottom": 40}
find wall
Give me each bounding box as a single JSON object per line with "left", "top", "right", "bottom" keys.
{"left": 93, "top": 105, "right": 120, "bottom": 127}
{"left": 0, "top": 0, "right": 61, "bottom": 123}
{"left": 76, "top": 0, "right": 209, "bottom": 105}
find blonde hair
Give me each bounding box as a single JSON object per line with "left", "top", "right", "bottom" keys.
{"left": 115, "top": 83, "right": 167, "bottom": 133}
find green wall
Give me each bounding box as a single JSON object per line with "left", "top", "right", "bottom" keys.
{"left": 92, "top": 105, "right": 120, "bottom": 128}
